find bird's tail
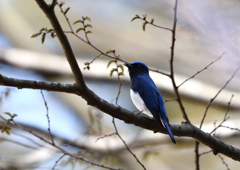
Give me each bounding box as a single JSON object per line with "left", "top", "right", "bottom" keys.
{"left": 162, "top": 118, "right": 176, "bottom": 144}
{"left": 161, "top": 116, "right": 176, "bottom": 144}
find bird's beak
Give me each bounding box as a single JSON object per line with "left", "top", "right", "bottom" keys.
{"left": 124, "top": 62, "right": 131, "bottom": 68}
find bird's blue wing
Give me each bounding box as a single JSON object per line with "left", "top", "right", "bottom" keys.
{"left": 134, "top": 75, "right": 176, "bottom": 144}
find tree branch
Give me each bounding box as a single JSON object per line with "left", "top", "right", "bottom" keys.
{"left": 0, "top": 0, "right": 239, "bottom": 163}
{"left": 169, "top": 0, "right": 190, "bottom": 123}
{"left": 35, "top": 0, "right": 86, "bottom": 89}
{"left": 0, "top": 74, "right": 76, "bottom": 93}
{"left": 1, "top": 74, "right": 240, "bottom": 161}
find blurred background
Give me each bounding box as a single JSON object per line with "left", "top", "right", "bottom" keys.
{"left": 0, "top": 0, "right": 240, "bottom": 169}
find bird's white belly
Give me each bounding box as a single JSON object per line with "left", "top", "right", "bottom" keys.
{"left": 130, "top": 89, "right": 153, "bottom": 117}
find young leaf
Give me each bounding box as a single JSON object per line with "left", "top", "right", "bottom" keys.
{"left": 76, "top": 28, "right": 84, "bottom": 33}
{"left": 86, "top": 30, "right": 92, "bottom": 34}
{"left": 142, "top": 22, "right": 147, "bottom": 31}
{"left": 118, "top": 72, "right": 124, "bottom": 76}
{"left": 41, "top": 33, "right": 46, "bottom": 44}
{"left": 31, "top": 32, "right": 41, "bottom": 38}
{"left": 150, "top": 18, "right": 154, "bottom": 24}
{"left": 73, "top": 20, "right": 83, "bottom": 25}
{"left": 131, "top": 15, "right": 140, "bottom": 22}
{"left": 4, "top": 112, "right": 11, "bottom": 117}
{"left": 106, "top": 49, "right": 114, "bottom": 54}
{"left": 39, "top": 27, "right": 46, "bottom": 32}
{"left": 110, "top": 68, "right": 117, "bottom": 78}
{"left": 59, "top": 2, "right": 65, "bottom": 7}
{"left": 117, "top": 64, "right": 124, "bottom": 72}
{"left": 85, "top": 24, "right": 92, "bottom": 28}
{"left": 47, "top": 28, "right": 54, "bottom": 33}
{"left": 64, "top": 7, "right": 70, "bottom": 15}
{"left": 143, "top": 14, "right": 147, "bottom": 20}
{"left": 84, "top": 16, "right": 91, "bottom": 22}
{"left": 12, "top": 114, "right": 18, "bottom": 118}
{"left": 107, "top": 59, "right": 115, "bottom": 68}
{"left": 84, "top": 62, "right": 89, "bottom": 65}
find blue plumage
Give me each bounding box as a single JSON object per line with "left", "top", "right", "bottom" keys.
{"left": 124, "top": 61, "right": 176, "bottom": 144}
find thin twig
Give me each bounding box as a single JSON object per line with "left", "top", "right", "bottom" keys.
{"left": 199, "top": 150, "right": 213, "bottom": 156}
{"left": 112, "top": 118, "right": 147, "bottom": 170}
{"left": 199, "top": 66, "right": 240, "bottom": 129}
{"left": 95, "top": 132, "right": 117, "bottom": 143}
{"left": 114, "top": 59, "right": 123, "bottom": 105}
{"left": 0, "top": 115, "right": 124, "bottom": 170}
{"left": 210, "top": 95, "right": 234, "bottom": 135}
{"left": 220, "top": 125, "right": 240, "bottom": 132}
{"left": 150, "top": 68, "right": 170, "bottom": 77}
{"left": 132, "top": 14, "right": 172, "bottom": 32}
{"left": 83, "top": 54, "right": 102, "bottom": 70}
{"left": 218, "top": 154, "right": 230, "bottom": 170}
{"left": 40, "top": 90, "right": 55, "bottom": 145}
{"left": 178, "top": 53, "right": 225, "bottom": 88}
{"left": 194, "top": 141, "right": 200, "bottom": 170}
{"left": 52, "top": 153, "right": 67, "bottom": 170}
{"left": 56, "top": 2, "right": 74, "bottom": 33}
{"left": 168, "top": 0, "right": 190, "bottom": 123}
{"left": 56, "top": 3, "right": 125, "bottom": 64}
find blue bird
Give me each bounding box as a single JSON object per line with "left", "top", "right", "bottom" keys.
{"left": 124, "top": 61, "right": 176, "bottom": 144}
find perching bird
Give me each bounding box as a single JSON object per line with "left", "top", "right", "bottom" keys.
{"left": 124, "top": 61, "right": 176, "bottom": 144}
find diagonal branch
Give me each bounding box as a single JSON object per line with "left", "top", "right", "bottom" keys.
{"left": 199, "top": 65, "right": 240, "bottom": 129}
{"left": 178, "top": 53, "right": 225, "bottom": 88}
{"left": 35, "top": 0, "right": 86, "bottom": 89}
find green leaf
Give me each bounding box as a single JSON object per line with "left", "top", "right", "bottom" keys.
{"left": 86, "top": 30, "right": 92, "bottom": 34}
{"left": 39, "top": 27, "right": 46, "bottom": 32}
{"left": 12, "top": 114, "right": 18, "bottom": 118}
{"left": 117, "top": 64, "right": 124, "bottom": 76}
{"left": 110, "top": 68, "right": 117, "bottom": 78}
{"left": 85, "top": 24, "right": 92, "bottom": 28}
{"left": 84, "top": 16, "right": 91, "bottom": 22}
{"left": 142, "top": 22, "right": 147, "bottom": 31}
{"left": 76, "top": 28, "right": 84, "bottom": 33}
{"left": 107, "top": 59, "right": 115, "bottom": 68}
{"left": 59, "top": 2, "right": 65, "bottom": 7}
{"left": 1, "top": 125, "right": 11, "bottom": 135}
{"left": 118, "top": 72, "right": 124, "bottom": 76}
{"left": 150, "top": 18, "right": 154, "bottom": 24}
{"left": 41, "top": 33, "right": 46, "bottom": 44}
{"left": 47, "top": 28, "right": 54, "bottom": 33}
{"left": 106, "top": 49, "right": 114, "bottom": 54}
{"left": 31, "top": 32, "right": 41, "bottom": 38}
{"left": 84, "top": 62, "right": 90, "bottom": 66}
{"left": 143, "top": 14, "right": 147, "bottom": 20}
{"left": 117, "top": 64, "right": 124, "bottom": 72}
{"left": 131, "top": 15, "right": 140, "bottom": 22}
{"left": 4, "top": 112, "right": 11, "bottom": 117}
{"left": 73, "top": 20, "right": 83, "bottom": 25}
{"left": 64, "top": 7, "right": 70, "bottom": 15}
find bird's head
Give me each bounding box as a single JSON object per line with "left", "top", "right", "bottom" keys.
{"left": 124, "top": 61, "right": 149, "bottom": 78}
